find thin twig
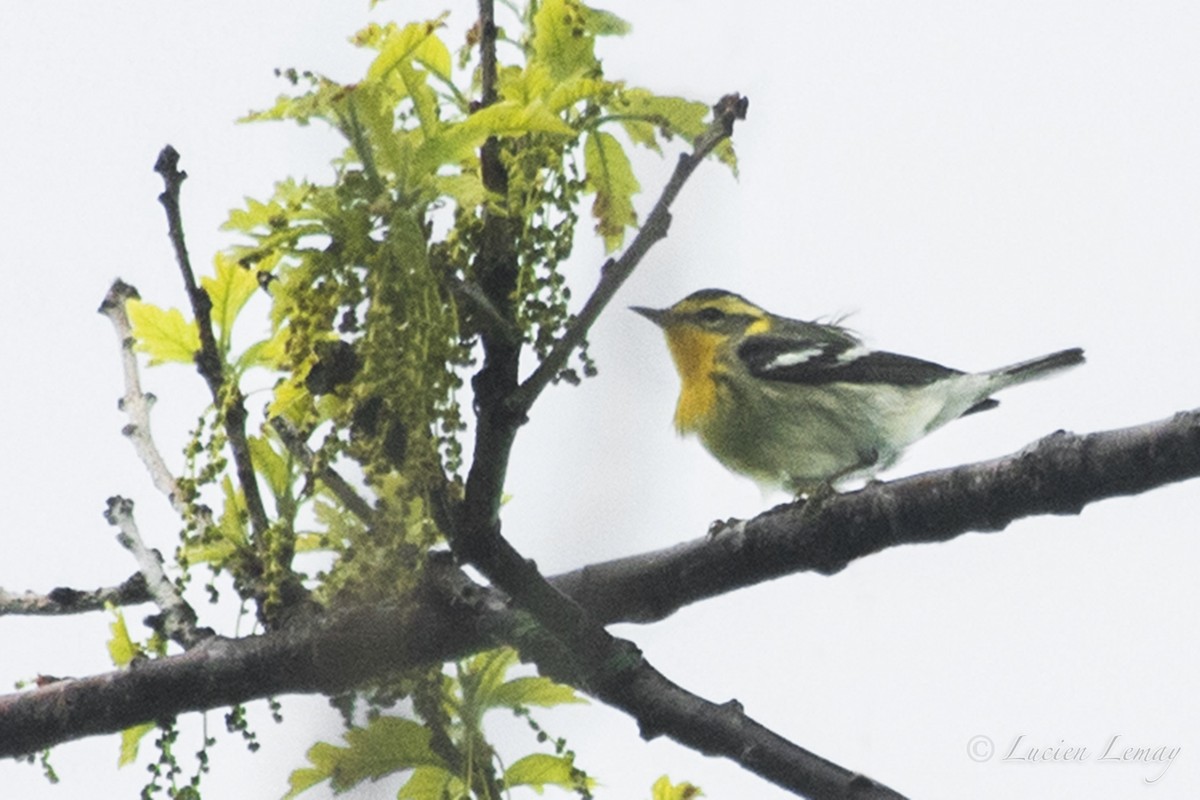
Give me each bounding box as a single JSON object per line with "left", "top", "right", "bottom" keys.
{"left": 509, "top": 94, "right": 748, "bottom": 415}
{"left": 98, "top": 280, "right": 189, "bottom": 511}
{"left": 153, "top": 147, "right": 312, "bottom": 618}
{"left": 270, "top": 418, "right": 375, "bottom": 523}
{"left": 103, "top": 496, "right": 209, "bottom": 648}
{"left": 153, "top": 146, "right": 271, "bottom": 541}
{"left": 0, "top": 575, "right": 150, "bottom": 617}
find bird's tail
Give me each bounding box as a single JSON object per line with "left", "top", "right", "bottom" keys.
{"left": 989, "top": 347, "right": 1086, "bottom": 389}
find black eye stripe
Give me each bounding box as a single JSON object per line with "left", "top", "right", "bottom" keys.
{"left": 695, "top": 307, "right": 725, "bottom": 323}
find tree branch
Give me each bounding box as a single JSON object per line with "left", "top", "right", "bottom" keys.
{"left": 97, "top": 280, "right": 185, "bottom": 507}
{"left": 152, "top": 149, "right": 275, "bottom": 567}
{"left": 0, "top": 575, "right": 150, "bottom": 617}
{"left": 4, "top": 409, "right": 1197, "bottom": 778}
{"left": 270, "top": 418, "right": 375, "bottom": 523}
{"left": 557, "top": 409, "right": 1200, "bottom": 622}
{"left": 148, "top": 153, "right": 310, "bottom": 618}
{"left": 103, "top": 496, "right": 209, "bottom": 648}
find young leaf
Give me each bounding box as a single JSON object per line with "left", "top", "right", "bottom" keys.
{"left": 125, "top": 299, "right": 201, "bottom": 366}
{"left": 468, "top": 647, "right": 520, "bottom": 711}
{"left": 268, "top": 379, "right": 317, "bottom": 423}
{"left": 584, "top": 130, "right": 640, "bottom": 252}
{"left": 651, "top": 775, "right": 704, "bottom": 800}
{"left": 487, "top": 676, "right": 588, "bottom": 711}
{"left": 217, "top": 475, "right": 249, "bottom": 548}
{"left": 503, "top": 753, "right": 592, "bottom": 794}
{"left": 178, "top": 538, "right": 238, "bottom": 566}
{"left": 532, "top": 0, "right": 627, "bottom": 81}
{"left": 117, "top": 722, "right": 156, "bottom": 767}
{"left": 233, "top": 325, "right": 290, "bottom": 374}
{"left": 201, "top": 253, "right": 260, "bottom": 353}
{"left": 247, "top": 434, "right": 290, "bottom": 504}
{"left": 284, "top": 716, "right": 446, "bottom": 797}
{"left": 365, "top": 19, "right": 451, "bottom": 85}
{"left": 106, "top": 607, "right": 140, "bottom": 667}
{"left": 414, "top": 99, "right": 574, "bottom": 176}
{"left": 397, "top": 765, "right": 461, "bottom": 799}
{"left": 612, "top": 89, "right": 709, "bottom": 152}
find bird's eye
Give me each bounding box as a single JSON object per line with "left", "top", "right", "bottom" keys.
{"left": 696, "top": 307, "right": 725, "bottom": 324}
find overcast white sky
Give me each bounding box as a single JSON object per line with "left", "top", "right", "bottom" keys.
{"left": 3, "top": 2, "right": 1200, "bottom": 798}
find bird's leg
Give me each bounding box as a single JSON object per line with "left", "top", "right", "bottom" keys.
{"left": 793, "top": 448, "right": 880, "bottom": 521}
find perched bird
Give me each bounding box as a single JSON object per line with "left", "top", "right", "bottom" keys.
{"left": 633, "top": 288, "right": 1084, "bottom": 494}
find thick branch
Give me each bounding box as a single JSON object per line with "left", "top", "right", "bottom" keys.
{"left": 556, "top": 408, "right": 1200, "bottom": 623}
{"left": 3, "top": 410, "right": 1196, "bottom": 765}
{"left": 0, "top": 576, "right": 481, "bottom": 758}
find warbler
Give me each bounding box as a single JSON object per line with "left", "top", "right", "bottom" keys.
{"left": 633, "top": 288, "right": 1084, "bottom": 494}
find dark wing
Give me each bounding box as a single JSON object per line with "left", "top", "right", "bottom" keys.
{"left": 737, "top": 335, "right": 966, "bottom": 387}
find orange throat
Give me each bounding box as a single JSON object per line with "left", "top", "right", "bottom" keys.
{"left": 664, "top": 327, "right": 722, "bottom": 434}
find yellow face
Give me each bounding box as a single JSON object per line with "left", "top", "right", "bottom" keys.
{"left": 632, "top": 290, "right": 769, "bottom": 432}
{"left": 662, "top": 323, "right": 724, "bottom": 432}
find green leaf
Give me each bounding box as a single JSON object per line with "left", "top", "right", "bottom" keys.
{"left": 106, "top": 607, "right": 139, "bottom": 667}
{"left": 651, "top": 775, "right": 704, "bottom": 800}
{"left": 433, "top": 173, "right": 485, "bottom": 209}
{"left": 178, "top": 538, "right": 237, "bottom": 566}
{"left": 469, "top": 647, "right": 520, "bottom": 710}
{"left": 365, "top": 19, "right": 451, "bottom": 85}
{"left": 612, "top": 90, "right": 709, "bottom": 152}
{"left": 218, "top": 475, "right": 248, "bottom": 547}
{"left": 222, "top": 179, "right": 313, "bottom": 234}
{"left": 268, "top": 379, "right": 317, "bottom": 424}
{"left": 233, "top": 325, "right": 290, "bottom": 374}
{"left": 414, "top": 99, "right": 574, "bottom": 175}
{"left": 365, "top": 20, "right": 451, "bottom": 142}
{"left": 125, "top": 299, "right": 200, "bottom": 366}
{"left": 222, "top": 197, "right": 282, "bottom": 234}
{"left": 397, "top": 765, "right": 461, "bottom": 799}
{"left": 242, "top": 76, "right": 349, "bottom": 127}
{"left": 118, "top": 722, "right": 155, "bottom": 767}
{"left": 181, "top": 477, "right": 239, "bottom": 563}
{"left": 201, "top": 253, "right": 260, "bottom": 353}
{"left": 283, "top": 765, "right": 328, "bottom": 800}
{"left": 182, "top": 475, "right": 250, "bottom": 565}
{"left": 469, "top": 99, "right": 576, "bottom": 137}
{"left": 546, "top": 75, "right": 612, "bottom": 115}
{"left": 532, "top": 0, "right": 624, "bottom": 81}
{"left": 247, "top": 434, "right": 290, "bottom": 503}
{"left": 583, "top": 7, "right": 632, "bottom": 36}
{"left": 584, "top": 130, "right": 640, "bottom": 252}
{"left": 283, "top": 716, "right": 446, "bottom": 798}
{"left": 293, "top": 533, "right": 326, "bottom": 553}
{"left": 503, "top": 753, "right": 592, "bottom": 794}
{"left": 488, "top": 676, "right": 588, "bottom": 711}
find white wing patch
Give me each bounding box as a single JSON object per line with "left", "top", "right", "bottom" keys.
{"left": 835, "top": 345, "right": 871, "bottom": 364}
{"left": 763, "top": 347, "right": 824, "bottom": 370}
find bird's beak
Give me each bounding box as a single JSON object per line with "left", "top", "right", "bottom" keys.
{"left": 630, "top": 305, "right": 668, "bottom": 327}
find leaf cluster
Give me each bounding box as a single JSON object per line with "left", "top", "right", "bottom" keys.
{"left": 286, "top": 648, "right": 591, "bottom": 799}
{"left": 113, "top": 1, "right": 734, "bottom": 795}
